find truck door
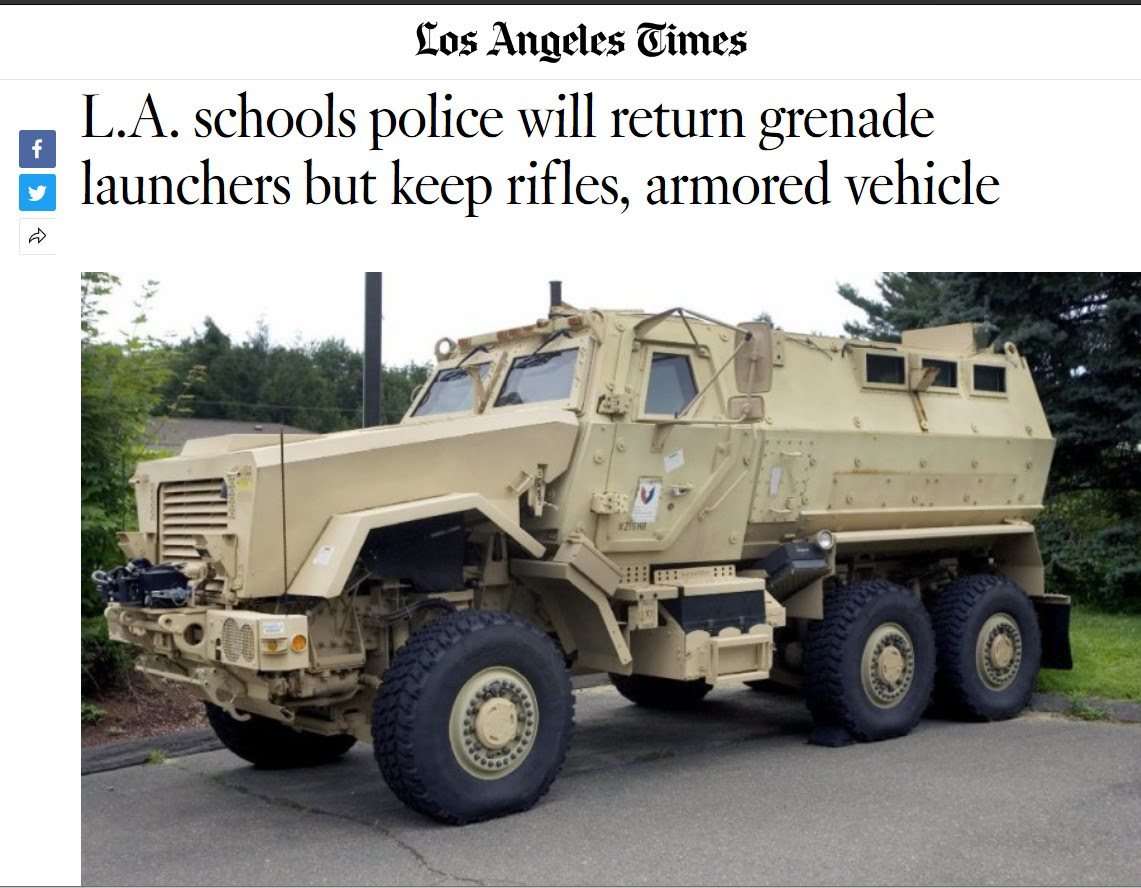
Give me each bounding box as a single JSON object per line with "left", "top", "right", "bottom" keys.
{"left": 594, "top": 343, "right": 761, "bottom": 565}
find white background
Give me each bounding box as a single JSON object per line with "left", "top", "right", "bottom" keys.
{"left": 2, "top": 5, "right": 1139, "bottom": 884}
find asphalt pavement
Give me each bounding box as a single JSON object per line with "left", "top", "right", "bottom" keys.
{"left": 82, "top": 683, "right": 1141, "bottom": 886}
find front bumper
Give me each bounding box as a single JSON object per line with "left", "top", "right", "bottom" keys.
{"left": 105, "top": 605, "right": 312, "bottom": 672}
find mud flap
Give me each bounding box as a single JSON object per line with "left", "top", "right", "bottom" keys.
{"left": 1034, "top": 597, "right": 1073, "bottom": 670}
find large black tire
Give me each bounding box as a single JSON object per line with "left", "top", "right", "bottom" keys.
{"left": 373, "top": 610, "right": 573, "bottom": 825}
{"left": 204, "top": 704, "right": 356, "bottom": 769}
{"left": 609, "top": 673, "right": 712, "bottom": 710}
{"left": 804, "top": 580, "right": 936, "bottom": 742}
{"left": 931, "top": 574, "right": 1041, "bottom": 721}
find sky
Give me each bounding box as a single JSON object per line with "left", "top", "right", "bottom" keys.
{"left": 101, "top": 269, "right": 885, "bottom": 366}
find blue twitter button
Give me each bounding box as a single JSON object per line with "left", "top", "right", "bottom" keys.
{"left": 20, "top": 173, "right": 56, "bottom": 211}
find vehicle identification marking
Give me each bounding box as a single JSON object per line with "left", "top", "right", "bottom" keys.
{"left": 769, "top": 466, "right": 783, "bottom": 495}
{"left": 664, "top": 448, "right": 685, "bottom": 474}
{"left": 619, "top": 521, "right": 648, "bottom": 532}
{"left": 313, "top": 545, "right": 335, "bottom": 566}
{"left": 262, "top": 621, "right": 285, "bottom": 636}
{"left": 632, "top": 478, "right": 662, "bottom": 523}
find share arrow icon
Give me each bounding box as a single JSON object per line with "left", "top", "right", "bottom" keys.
{"left": 27, "top": 228, "right": 46, "bottom": 244}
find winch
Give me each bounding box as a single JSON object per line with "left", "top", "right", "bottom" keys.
{"left": 92, "top": 558, "right": 191, "bottom": 608}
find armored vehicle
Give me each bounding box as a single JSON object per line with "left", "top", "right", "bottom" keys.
{"left": 98, "top": 296, "right": 1071, "bottom": 824}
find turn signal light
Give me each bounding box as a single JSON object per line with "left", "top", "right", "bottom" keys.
{"left": 291, "top": 634, "right": 308, "bottom": 653}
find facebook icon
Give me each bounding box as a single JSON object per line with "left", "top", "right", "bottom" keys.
{"left": 19, "top": 130, "right": 56, "bottom": 168}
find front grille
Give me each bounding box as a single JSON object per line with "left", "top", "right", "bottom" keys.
{"left": 159, "top": 478, "right": 229, "bottom": 561}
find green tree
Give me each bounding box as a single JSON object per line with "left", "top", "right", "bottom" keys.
{"left": 381, "top": 362, "right": 432, "bottom": 424}
{"left": 311, "top": 338, "right": 364, "bottom": 427}
{"left": 81, "top": 274, "right": 172, "bottom": 616}
{"left": 261, "top": 346, "right": 339, "bottom": 430}
{"left": 160, "top": 319, "right": 432, "bottom": 431}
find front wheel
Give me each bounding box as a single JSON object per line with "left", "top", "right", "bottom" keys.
{"left": 373, "top": 610, "right": 573, "bottom": 825}
{"left": 204, "top": 704, "right": 356, "bottom": 769}
{"left": 931, "top": 575, "right": 1041, "bottom": 721}
{"left": 804, "top": 580, "right": 935, "bottom": 742}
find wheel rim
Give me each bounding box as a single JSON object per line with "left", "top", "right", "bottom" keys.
{"left": 860, "top": 622, "right": 916, "bottom": 708}
{"left": 975, "top": 613, "right": 1023, "bottom": 691}
{"left": 448, "top": 667, "right": 538, "bottom": 780}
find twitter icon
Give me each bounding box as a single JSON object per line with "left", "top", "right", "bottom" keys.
{"left": 20, "top": 174, "right": 56, "bottom": 211}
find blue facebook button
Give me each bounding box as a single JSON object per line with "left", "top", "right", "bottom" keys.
{"left": 20, "top": 174, "right": 56, "bottom": 211}
{"left": 19, "top": 130, "right": 56, "bottom": 168}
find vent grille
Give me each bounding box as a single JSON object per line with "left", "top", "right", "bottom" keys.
{"left": 621, "top": 565, "right": 650, "bottom": 585}
{"left": 221, "top": 618, "right": 255, "bottom": 664}
{"left": 159, "top": 478, "right": 229, "bottom": 561}
{"left": 654, "top": 564, "right": 736, "bottom": 584}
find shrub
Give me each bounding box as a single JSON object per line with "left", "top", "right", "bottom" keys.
{"left": 1039, "top": 492, "right": 1141, "bottom": 612}
{"left": 81, "top": 616, "right": 134, "bottom": 695}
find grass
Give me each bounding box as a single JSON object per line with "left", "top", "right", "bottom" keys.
{"left": 1035, "top": 608, "right": 1141, "bottom": 702}
{"left": 1068, "top": 699, "right": 1107, "bottom": 721}
{"left": 145, "top": 749, "right": 166, "bottom": 765}
{"left": 81, "top": 702, "right": 106, "bottom": 725}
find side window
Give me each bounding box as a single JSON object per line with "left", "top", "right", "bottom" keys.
{"left": 922, "top": 358, "right": 958, "bottom": 389}
{"left": 865, "top": 353, "right": 906, "bottom": 386}
{"left": 973, "top": 364, "right": 1007, "bottom": 394}
{"left": 645, "top": 353, "right": 698, "bottom": 415}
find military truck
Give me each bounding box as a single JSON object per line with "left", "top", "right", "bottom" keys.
{"left": 97, "top": 295, "right": 1071, "bottom": 824}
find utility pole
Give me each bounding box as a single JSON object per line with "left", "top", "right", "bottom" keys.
{"left": 363, "top": 272, "right": 383, "bottom": 427}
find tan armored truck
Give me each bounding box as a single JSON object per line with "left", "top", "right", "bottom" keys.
{"left": 98, "top": 300, "right": 1072, "bottom": 824}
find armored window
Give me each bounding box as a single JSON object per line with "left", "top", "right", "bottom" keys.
{"left": 645, "top": 353, "right": 698, "bottom": 416}
{"left": 973, "top": 364, "right": 1007, "bottom": 394}
{"left": 922, "top": 358, "right": 958, "bottom": 389}
{"left": 865, "top": 353, "right": 906, "bottom": 386}
{"left": 494, "top": 348, "right": 578, "bottom": 407}
{"left": 413, "top": 363, "right": 489, "bottom": 416}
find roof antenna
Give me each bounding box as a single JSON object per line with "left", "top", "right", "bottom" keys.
{"left": 979, "top": 290, "right": 1000, "bottom": 351}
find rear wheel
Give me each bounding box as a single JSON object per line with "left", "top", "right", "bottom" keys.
{"left": 609, "top": 673, "right": 712, "bottom": 710}
{"left": 804, "top": 580, "right": 935, "bottom": 742}
{"left": 204, "top": 704, "right": 356, "bottom": 769}
{"left": 373, "top": 610, "right": 573, "bottom": 824}
{"left": 931, "top": 575, "right": 1041, "bottom": 721}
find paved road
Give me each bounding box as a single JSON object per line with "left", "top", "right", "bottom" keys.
{"left": 82, "top": 684, "right": 1141, "bottom": 886}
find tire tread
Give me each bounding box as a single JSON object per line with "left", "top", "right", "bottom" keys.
{"left": 373, "top": 610, "right": 573, "bottom": 824}
{"left": 931, "top": 574, "right": 1040, "bottom": 721}
{"left": 804, "top": 579, "right": 935, "bottom": 742}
